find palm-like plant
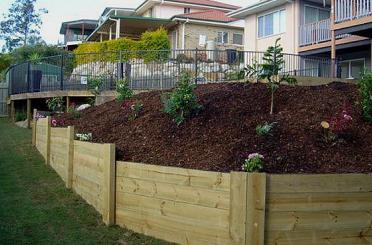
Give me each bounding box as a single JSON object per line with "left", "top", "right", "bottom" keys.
{"left": 244, "top": 38, "right": 297, "bottom": 114}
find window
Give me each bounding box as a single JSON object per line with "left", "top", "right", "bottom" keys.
{"left": 217, "top": 32, "right": 229, "bottom": 44}
{"left": 233, "top": 33, "right": 243, "bottom": 45}
{"left": 199, "top": 35, "right": 207, "bottom": 46}
{"left": 258, "top": 9, "right": 286, "bottom": 38}
{"left": 148, "top": 8, "right": 153, "bottom": 17}
{"left": 340, "top": 59, "right": 365, "bottom": 79}
{"left": 184, "top": 8, "right": 191, "bottom": 14}
{"left": 304, "top": 6, "right": 330, "bottom": 24}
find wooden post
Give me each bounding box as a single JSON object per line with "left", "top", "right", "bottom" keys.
{"left": 331, "top": 0, "right": 336, "bottom": 77}
{"left": 102, "top": 143, "right": 116, "bottom": 225}
{"left": 32, "top": 109, "right": 37, "bottom": 146}
{"left": 27, "top": 99, "right": 31, "bottom": 128}
{"left": 246, "top": 173, "right": 267, "bottom": 245}
{"left": 45, "top": 116, "right": 51, "bottom": 165}
{"left": 66, "top": 96, "right": 70, "bottom": 112}
{"left": 229, "top": 172, "right": 247, "bottom": 244}
{"left": 10, "top": 100, "right": 15, "bottom": 122}
{"left": 66, "top": 126, "right": 74, "bottom": 189}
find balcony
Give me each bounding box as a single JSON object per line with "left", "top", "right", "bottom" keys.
{"left": 335, "top": 0, "right": 372, "bottom": 23}
{"left": 299, "top": 19, "right": 331, "bottom": 46}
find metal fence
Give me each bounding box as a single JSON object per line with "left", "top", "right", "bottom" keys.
{"left": 6, "top": 49, "right": 339, "bottom": 95}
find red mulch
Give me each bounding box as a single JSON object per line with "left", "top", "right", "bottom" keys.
{"left": 55, "top": 82, "right": 372, "bottom": 174}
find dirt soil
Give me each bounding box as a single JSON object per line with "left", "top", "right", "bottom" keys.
{"left": 55, "top": 82, "right": 372, "bottom": 174}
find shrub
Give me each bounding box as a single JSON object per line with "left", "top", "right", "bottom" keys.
{"left": 74, "top": 28, "right": 170, "bottom": 65}
{"left": 321, "top": 107, "right": 353, "bottom": 144}
{"left": 116, "top": 79, "right": 133, "bottom": 102}
{"left": 256, "top": 122, "right": 277, "bottom": 136}
{"left": 67, "top": 103, "right": 81, "bottom": 119}
{"left": 359, "top": 71, "right": 372, "bottom": 121}
{"left": 88, "top": 77, "right": 103, "bottom": 97}
{"left": 75, "top": 133, "right": 92, "bottom": 142}
{"left": 46, "top": 96, "right": 64, "bottom": 112}
{"left": 242, "top": 153, "right": 264, "bottom": 172}
{"left": 15, "top": 111, "right": 27, "bottom": 122}
{"left": 122, "top": 100, "right": 144, "bottom": 121}
{"left": 163, "top": 72, "right": 202, "bottom": 125}
{"left": 244, "top": 38, "right": 297, "bottom": 114}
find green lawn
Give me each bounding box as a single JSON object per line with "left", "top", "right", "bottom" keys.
{"left": 0, "top": 118, "right": 171, "bottom": 245}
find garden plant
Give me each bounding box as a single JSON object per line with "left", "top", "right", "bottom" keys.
{"left": 116, "top": 79, "right": 133, "bottom": 102}
{"left": 163, "top": 72, "right": 202, "bottom": 125}
{"left": 244, "top": 38, "right": 297, "bottom": 114}
{"left": 359, "top": 71, "right": 372, "bottom": 121}
{"left": 46, "top": 96, "right": 64, "bottom": 112}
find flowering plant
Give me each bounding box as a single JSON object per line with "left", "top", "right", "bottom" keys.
{"left": 75, "top": 133, "right": 92, "bottom": 142}
{"left": 321, "top": 107, "right": 353, "bottom": 144}
{"left": 242, "top": 153, "right": 264, "bottom": 172}
{"left": 67, "top": 103, "right": 81, "bottom": 119}
{"left": 122, "top": 100, "right": 143, "bottom": 121}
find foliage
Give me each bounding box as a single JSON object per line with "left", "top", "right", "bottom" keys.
{"left": 242, "top": 153, "right": 264, "bottom": 172}
{"left": 244, "top": 38, "right": 297, "bottom": 114}
{"left": 46, "top": 96, "right": 64, "bottom": 112}
{"left": 163, "top": 72, "right": 202, "bottom": 125}
{"left": 226, "top": 70, "right": 245, "bottom": 81}
{"left": 73, "top": 28, "right": 170, "bottom": 65}
{"left": 67, "top": 103, "right": 81, "bottom": 119}
{"left": 176, "top": 54, "right": 194, "bottom": 64}
{"left": 359, "top": 71, "right": 372, "bottom": 121}
{"left": 75, "top": 133, "right": 93, "bottom": 142}
{"left": 116, "top": 79, "right": 133, "bottom": 102}
{"left": 256, "top": 122, "right": 277, "bottom": 136}
{"left": 122, "top": 100, "right": 144, "bottom": 121}
{"left": 15, "top": 111, "right": 27, "bottom": 121}
{"left": 0, "top": 0, "right": 47, "bottom": 51}
{"left": 88, "top": 77, "right": 103, "bottom": 97}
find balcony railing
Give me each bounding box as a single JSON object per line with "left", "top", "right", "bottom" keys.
{"left": 335, "top": 0, "right": 372, "bottom": 23}
{"left": 299, "top": 19, "right": 331, "bottom": 46}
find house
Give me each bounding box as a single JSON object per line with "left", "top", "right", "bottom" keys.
{"left": 59, "top": 19, "right": 98, "bottom": 51}
{"left": 85, "top": 0, "right": 245, "bottom": 50}
{"left": 229, "top": 0, "right": 372, "bottom": 79}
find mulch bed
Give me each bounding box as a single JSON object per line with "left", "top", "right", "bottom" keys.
{"left": 55, "top": 82, "right": 372, "bottom": 174}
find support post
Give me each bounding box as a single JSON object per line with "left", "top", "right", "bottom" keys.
{"left": 115, "top": 19, "right": 121, "bottom": 39}
{"left": 60, "top": 55, "right": 64, "bottom": 90}
{"left": 229, "top": 172, "right": 247, "bottom": 244}
{"left": 66, "top": 126, "right": 74, "bottom": 189}
{"left": 103, "top": 143, "right": 116, "bottom": 225}
{"left": 27, "top": 99, "right": 31, "bottom": 129}
{"left": 331, "top": 0, "right": 336, "bottom": 77}
{"left": 194, "top": 49, "right": 198, "bottom": 84}
{"left": 66, "top": 96, "right": 70, "bottom": 112}
{"left": 245, "top": 173, "right": 267, "bottom": 245}
{"left": 10, "top": 100, "right": 15, "bottom": 122}
{"left": 32, "top": 109, "right": 37, "bottom": 145}
{"left": 109, "top": 26, "right": 112, "bottom": 40}
{"left": 45, "top": 116, "right": 51, "bottom": 165}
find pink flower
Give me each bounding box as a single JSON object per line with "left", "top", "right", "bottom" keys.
{"left": 51, "top": 119, "right": 57, "bottom": 127}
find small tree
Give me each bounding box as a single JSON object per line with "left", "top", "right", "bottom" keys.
{"left": 244, "top": 38, "right": 297, "bottom": 114}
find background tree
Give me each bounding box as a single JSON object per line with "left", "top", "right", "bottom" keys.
{"left": 0, "top": 0, "right": 47, "bottom": 51}
{"left": 244, "top": 38, "right": 297, "bottom": 114}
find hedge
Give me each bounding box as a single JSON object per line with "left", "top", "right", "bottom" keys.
{"left": 74, "top": 28, "right": 170, "bottom": 65}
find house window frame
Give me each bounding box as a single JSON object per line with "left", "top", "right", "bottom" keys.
{"left": 340, "top": 58, "right": 365, "bottom": 79}
{"left": 303, "top": 4, "right": 331, "bottom": 25}
{"left": 232, "top": 33, "right": 243, "bottom": 45}
{"left": 217, "top": 31, "right": 229, "bottom": 44}
{"left": 184, "top": 8, "right": 191, "bottom": 14}
{"left": 257, "top": 9, "right": 286, "bottom": 39}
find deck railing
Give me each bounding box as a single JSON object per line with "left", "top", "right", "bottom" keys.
{"left": 299, "top": 19, "right": 331, "bottom": 46}
{"left": 335, "top": 0, "right": 372, "bottom": 23}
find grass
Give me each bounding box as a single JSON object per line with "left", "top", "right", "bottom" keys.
{"left": 0, "top": 118, "right": 172, "bottom": 245}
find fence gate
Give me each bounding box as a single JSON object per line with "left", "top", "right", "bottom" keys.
{"left": 0, "top": 84, "right": 8, "bottom": 117}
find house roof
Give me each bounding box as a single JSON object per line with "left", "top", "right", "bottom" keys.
{"left": 174, "top": 10, "right": 239, "bottom": 23}
{"left": 166, "top": 0, "right": 240, "bottom": 10}
{"left": 59, "top": 19, "right": 98, "bottom": 34}
{"left": 136, "top": 0, "right": 240, "bottom": 14}
{"left": 228, "top": 0, "right": 292, "bottom": 19}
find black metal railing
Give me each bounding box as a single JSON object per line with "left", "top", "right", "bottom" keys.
{"left": 6, "top": 49, "right": 340, "bottom": 95}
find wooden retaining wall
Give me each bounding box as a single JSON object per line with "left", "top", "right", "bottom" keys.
{"left": 34, "top": 120, "right": 372, "bottom": 245}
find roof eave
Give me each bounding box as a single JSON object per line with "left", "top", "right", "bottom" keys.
{"left": 228, "top": 0, "right": 292, "bottom": 19}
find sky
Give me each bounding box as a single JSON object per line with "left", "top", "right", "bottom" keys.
{"left": 0, "top": 0, "right": 255, "bottom": 47}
